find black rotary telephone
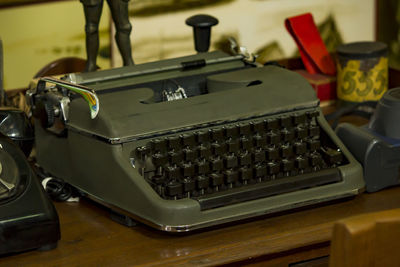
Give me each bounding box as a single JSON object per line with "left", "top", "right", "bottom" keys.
{"left": 0, "top": 39, "right": 60, "bottom": 255}
{"left": 0, "top": 109, "right": 60, "bottom": 255}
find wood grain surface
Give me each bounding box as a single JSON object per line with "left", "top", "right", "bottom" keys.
{"left": 1, "top": 186, "right": 400, "bottom": 266}
{"left": 330, "top": 208, "right": 400, "bottom": 267}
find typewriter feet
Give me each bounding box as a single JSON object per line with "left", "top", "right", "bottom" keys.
{"left": 37, "top": 242, "right": 58, "bottom": 252}
{"left": 109, "top": 209, "right": 138, "bottom": 227}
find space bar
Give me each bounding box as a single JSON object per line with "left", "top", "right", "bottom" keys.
{"left": 195, "top": 168, "right": 342, "bottom": 210}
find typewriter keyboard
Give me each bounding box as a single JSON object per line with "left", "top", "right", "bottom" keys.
{"left": 134, "top": 110, "right": 346, "bottom": 210}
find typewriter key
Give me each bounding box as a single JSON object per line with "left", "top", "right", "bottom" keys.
{"left": 279, "top": 115, "right": 292, "bottom": 128}
{"left": 225, "top": 125, "right": 239, "bottom": 138}
{"left": 210, "top": 158, "right": 223, "bottom": 171}
{"left": 239, "top": 167, "right": 252, "bottom": 184}
{"left": 309, "top": 125, "right": 320, "bottom": 137}
{"left": 252, "top": 121, "right": 265, "bottom": 133}
{"left": 295, "top": 126, "right": 308, "bottom": 139}
{"left": 307, "top": 139, "right": 321, "bottom": 151}
{"left": 293, "top": 113, "right": 307, "bottom": 125}
{"left": 196, "top": 130, "right": 210, "bottom": 143}
{"left": 224, "top": 170, "right": 238, "bottom": 187}
{"left": 166, "top": 181, "right": 183, "bottom": 198}
{"left": 181, "top": 134, "right": 196, "bottom": 148}
{"left": 295, "top": 156, "right": 309, "bottom": 170}
{"left": 265, "top": 119, "right": 279, "bottom": 130}
{"left": 224, "top": 154, "right": 238, "bottom": 169}
{"left": 196, "top": 161, "right": 210, "bottom": 175}
{"left": 198, "top": 144, "right": 212, "bottom": 159}
{"left": 239, "top": 123, "right": 251, "bottom": 135}
{"left": 266, "top": 147, "right": 279, "bottom": 160}
{"left": 310, "top": 153, "right": 323, "bottom": 168}
{"left": 151, "top": 139, "right": 168, "bottom": 153}
{"left": 294, "top": 142, "right": 307, "bottom": 155}
{"left": 254, "top": 164, "right": 267, "bottom": 181}
{"left": 210, "top": 173, "right": 224, "bottom": 187}
{"left": 238, "top": 152, "right": 252, "bottom": 166}
{"left": 227, "top": 139, "right": 240, "bottom": 153}
{"left": 168, "top": 136, "right": 181, "bottom": 150}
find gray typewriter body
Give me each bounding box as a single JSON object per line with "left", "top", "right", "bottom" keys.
{"left": 30, "top": 51, "right": 364, "bottom": 232}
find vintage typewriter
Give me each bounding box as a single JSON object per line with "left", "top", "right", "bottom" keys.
{"left": 27, "top": 15, "right": 364, "bottom": 232}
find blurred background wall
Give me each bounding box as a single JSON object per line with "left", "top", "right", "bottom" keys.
{"left": 0, "top": 1, "right": 110, "bottom": 90}
{"left": 376, "top": 0, "right": 400, "bottom": 70}
{"left": 0, "top": 0, "right": 377, "bottom": 90}
{"left": 113, "top": 0, "right": 374, "bottom": 66}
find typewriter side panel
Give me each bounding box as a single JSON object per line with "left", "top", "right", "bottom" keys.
{"left": 35, "top": 125, "right": 73, "bottom": 181}
{"left": 316, "top": 112, "right": 365, "bottom": 195}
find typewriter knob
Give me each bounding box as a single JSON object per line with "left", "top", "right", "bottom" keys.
{"left": 34, "top": 99, "right": 55, "bottom": 129}
{"left": 186, "top": 14, "right": 219, "bottom": 53}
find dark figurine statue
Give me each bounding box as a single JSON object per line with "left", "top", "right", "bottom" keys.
{"left": 81, "top": 0, "right": 135, "bottom": 72}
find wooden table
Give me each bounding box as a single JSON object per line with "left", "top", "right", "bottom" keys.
{"left": 2, "top": 72, "right": 400, "bottom": 266}
{"left": 1, "top": 185, "right": 400, "bottom": 266}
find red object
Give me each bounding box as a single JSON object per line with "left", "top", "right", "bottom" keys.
{"left": 285, "top": 13, "right": 336, "bottom": 75}
{"left": 295, "top": 70, "right": 336, "bottom": 101}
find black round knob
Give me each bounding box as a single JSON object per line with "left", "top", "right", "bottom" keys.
{"left": 186, "top": 14, "right": 219, "bottom": 53}
{"left": 33, "top": 98, "right": 55, "bottom": 129}
{"left": 0, "top": 109, "right": 34, "bottom": 157}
